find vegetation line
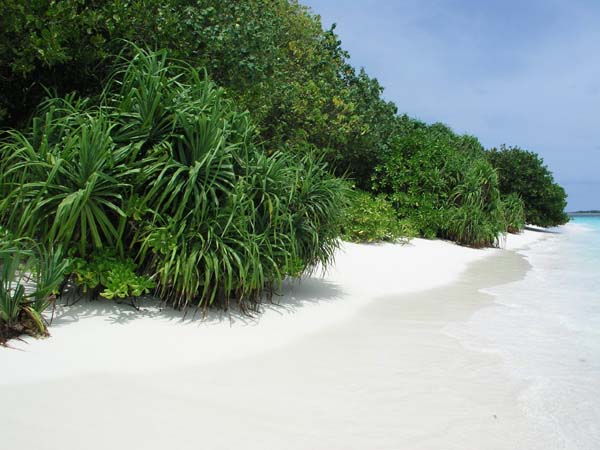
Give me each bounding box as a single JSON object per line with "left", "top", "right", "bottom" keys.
{"left": 0, "top": 1, "right": 568, "bottom": 342}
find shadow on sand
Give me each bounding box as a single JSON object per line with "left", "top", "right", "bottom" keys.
{"left": 49, "top": 277, "right": 346, "bottom": 330}
{"left": 524, "top": 225, "right": 561, "bottom": 234}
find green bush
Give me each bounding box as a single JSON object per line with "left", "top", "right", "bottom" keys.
{"left": 69, "top": 254, "right": 155, "bottom": 300}
{"left": 487, "top": 146, "right": 569, "bottom": 227}
{"left": 341, "top": 190, "right": 413, "bottom": 243}
{"left": 0, "top": 47, "right": 347, "bottom": 312}
{"left": 373, "top": 118, "right": 506, "bottom": 247}
{"left": 501, "top": 193, "right": 526, "bottom": 233}
{"left": 442, "top": 159, "right": 504, "bottom": 247}
{"left": 0, "top": 107, "right": 131, "bottom": 256}
{"left": 0, "top": 1, "right": 400, "bottom": 191}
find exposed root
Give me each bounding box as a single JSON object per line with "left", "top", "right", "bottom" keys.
{"left": 0, "top": 312, "right": 48, "bottom": 347}
{"left": 115, "top": 298, "right": 141, "bottom": 312}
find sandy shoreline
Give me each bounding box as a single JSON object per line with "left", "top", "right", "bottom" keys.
{"left": 0, "top": 230, "right": 548, "bottom": 449}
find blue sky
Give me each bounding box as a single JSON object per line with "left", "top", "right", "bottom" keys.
{"left": 304, "top": 0, "right": 600, "bottom": 210}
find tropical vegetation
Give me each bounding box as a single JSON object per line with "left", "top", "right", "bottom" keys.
{"left": 0, "top": 47, "right": 346, "bottom": 340}
{"left": 487, "top": 146, "right": 569, "bottom": 227}
{"left": 0, "top": 0, "right": 568, "bottom": 341}
{"left": 0, "top": 234, "right": 68, "bottom": 343}
{"left": 341, "top": 189, "right": 415, "bottom": 243}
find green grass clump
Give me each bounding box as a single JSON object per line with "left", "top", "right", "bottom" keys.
{"left": 442, "top": 159, "right": 505, "bottom": 248}
{"left": 0, "top": 237, "right": 68, "bottom": 343}
{"left": 501, "top": 193, "right": 526, "bottom": 233}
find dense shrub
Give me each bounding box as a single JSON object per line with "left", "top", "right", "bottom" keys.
{"left": 341, "top": 190, "right": 414, "bottom": 243}
{"left": 442, "top": 159, "right": 504, "bottom": 247}
{"left": 373, "top": 117, "right": 506, "bottom": 247}
{"left": 1, "top": 0, "right": 568, "bottom": 259}
{"left": 0, "top": 47, "right": 347, "bottom": 311}
{"left": 487, "top": 146, "right": 569, "bottom": 227}
{"left": 1, "top": 0, "right": 567, "bottom": 245}
{"left": 0, "top": 2, "right": 571, "bottom": 346}
{"left": 0, "top": 0, "right": 397, "bottom": 190}
{"left": 69, "top": 254, "right": 155, "bottom": 300}
{"left": 501, "top": 193, "right": 526, "bottom": 233}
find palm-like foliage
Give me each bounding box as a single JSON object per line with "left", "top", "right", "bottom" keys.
{"left": 1, "top": 47, "right": 347, "bottom": 315}
{"left": 0, "top": 251, "right": 27, "bottom": 325}
{"left": 107, "top": 47, "right": 178, "bottom": 147}
{"left": 0, "top": 240, "right": 68, "bottom": 341}
{"left": 116, "top": 49, "right": 347, "bottom": 310}
{"left": 0, "top": 107, "right": 132, "bottom": 256}
{"left": 501, "top": 193, "right": 526, "bottom": 233}
{"left": 143, "top": 112, "right": 237, "bottom": 224}
{"left": 444, "top": 159, "right": 505, "bottom": 247}
{"left": 31, "top": 247, "right": 70, "bottom": 316}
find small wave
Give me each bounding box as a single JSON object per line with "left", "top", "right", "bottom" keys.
{"left": 458, "top": 216, "right": 600, "bottom": 449}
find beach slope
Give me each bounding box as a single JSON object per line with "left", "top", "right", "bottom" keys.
{"left": 0, "top": 231, "right": 545, "bottom": 449}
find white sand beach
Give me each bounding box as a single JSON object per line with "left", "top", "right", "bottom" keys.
{"left": 0, "top": 231, "right": 549, "bottom": 449}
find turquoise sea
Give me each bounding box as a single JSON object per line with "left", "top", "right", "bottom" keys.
{"left": 464, "top": 217, "right": 600, "bottom": 449}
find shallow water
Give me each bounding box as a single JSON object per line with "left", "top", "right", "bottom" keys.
{"left": 459, "top": 218, "right": 600, "bottom": 449}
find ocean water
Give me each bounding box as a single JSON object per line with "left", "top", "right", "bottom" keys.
{"left": 463, "top": 217, "right": 600, "bottom": 449}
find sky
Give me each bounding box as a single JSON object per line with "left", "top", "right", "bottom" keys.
{"left": 304, "top": 0, "right": 600, "bottom": 211}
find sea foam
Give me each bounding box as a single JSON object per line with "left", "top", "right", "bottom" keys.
{"left": 462, "top": 218, "right": 600, "bottom": 449}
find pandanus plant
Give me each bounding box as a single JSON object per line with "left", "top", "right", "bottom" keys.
{"left": 0, "top": 106, "right": 133, "bottom": 257}
{"left": 0, "top": 241, "right": 68, "bottom": 342}
{"left": 501, "top": 193, "right": 526, "bottom": 233}
{"left": 444, "top": 158, "right": 505, "bottom": 247}
{"left": 0, "top": 46, "right": 348, "bottom": 314}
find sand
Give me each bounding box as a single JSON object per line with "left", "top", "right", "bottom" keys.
{"left": 0, "top": 230, "right": 547, "bottom": 449}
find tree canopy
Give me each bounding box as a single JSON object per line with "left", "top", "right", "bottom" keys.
{"left": 487, "top": 146, "right": 569, "bottom": 227}
{"left": 0, "top": 0, "right": 394, "bottom": 187}
{"left": 0, "top": 0, "right": 567, "bottom": 245}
